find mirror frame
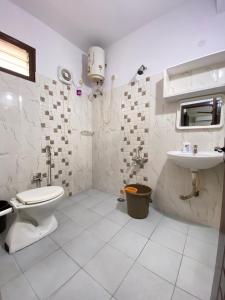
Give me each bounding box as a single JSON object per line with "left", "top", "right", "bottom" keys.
{"left": 176, "top": 94, "right": 224, "bottom": 130}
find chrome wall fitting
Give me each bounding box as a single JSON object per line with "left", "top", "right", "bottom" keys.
{"left": 132, "top": 146, "right": 148, "bottom": 167}
{"left": 32, "top": 173, "right": 42, "bottom": 188}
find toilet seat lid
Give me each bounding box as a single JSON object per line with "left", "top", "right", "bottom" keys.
{"left": 16, "top": 186, "right": 64, "bottom": 205}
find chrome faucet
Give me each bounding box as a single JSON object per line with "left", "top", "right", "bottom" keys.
{"left": 32, "top": 173, "right": 42, "bottom": 188}
{"left": 132, "top": 146, "right": 148, "bottom": 167}
{"left": 214, "top": 146, "right": 225, "bottom": 153}
{"left": 137, "top": 146, "right": 142, "bottom": 158}
{"left": 193, "top": 145, "right": 198, "bottom": 154}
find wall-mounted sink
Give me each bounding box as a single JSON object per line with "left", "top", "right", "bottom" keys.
{"left": 167, "top": 151, "right": 223, "bottom": 170}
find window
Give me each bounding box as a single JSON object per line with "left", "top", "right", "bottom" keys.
{"left": 0, "top": 32, "right": 36, "bottom": 82}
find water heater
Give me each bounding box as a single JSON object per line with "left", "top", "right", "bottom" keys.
{"left": 87, "top": 46, "right": 105, "bottom": 82}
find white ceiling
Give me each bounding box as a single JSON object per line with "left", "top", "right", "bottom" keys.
{"left": 10, "top": 0, "right": 186, "bottom": 51}
{"left": 216, "top": 0, "right": 225, "bottom": 12}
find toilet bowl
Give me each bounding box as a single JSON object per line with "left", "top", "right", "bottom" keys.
{"left": 5, "top": 186, "right": 64, "bottom": 253}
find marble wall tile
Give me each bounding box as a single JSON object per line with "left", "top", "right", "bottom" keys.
{"left": 148, "top": 73, "right": 223, "bottom": 227}
{"left": 0, "top": 71, "right": 92, "bottom": 200}
{"left": 72, "top": 130, "right": 92, "bottom": 194}
{"left": 93, "top": 77, "right": 152, "bottom": 195}
{"left": 0, "top": 68, "right": 223, "bottom": 227}
{"left": 92, "top": 73, "right": 224, "bottom": 228}
{"left": 120, "top": 78, "right": 151, "bottom": 187}
{"left": 0, "top": 72, "right": 41, "bottom": 199}
{"left": 37, "top": 75, "right": 73, "bottom": 196}
{"left": 92, "top": 85, "right": 122, "bottom": 195}
{"left": 0, "top": 154, "right": 18, "bottom": 199}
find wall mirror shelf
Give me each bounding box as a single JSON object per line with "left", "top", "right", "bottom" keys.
{"left": 163, "top": 50, "right": 225, "bottom": 102}
{"left": 176, "top": 94, "right": 224, "bottom": 130}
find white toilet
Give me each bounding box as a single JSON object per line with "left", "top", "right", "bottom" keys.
{"left": 5, "top": 186, "right": 64, "bottom": 253}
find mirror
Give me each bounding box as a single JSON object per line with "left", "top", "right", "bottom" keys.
{"left": 177, "top": 95, "right": 224, "bottom": 129}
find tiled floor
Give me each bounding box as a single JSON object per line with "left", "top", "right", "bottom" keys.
{"left": 0, "top": 189, "right": 219, "bottom": 300}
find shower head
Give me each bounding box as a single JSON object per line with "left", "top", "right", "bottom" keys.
{"left": 137, "top": 65, "right": 147, "bottom": 75}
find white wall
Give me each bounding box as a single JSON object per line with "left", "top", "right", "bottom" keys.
{"left": 105, "top": 0, "right": 225, "bottom": 88}
{"left": 0, "top": 0, "right": 84, "bottom": 83}
{"left": 2, "top": 0, "right": 224, "bottom": 89}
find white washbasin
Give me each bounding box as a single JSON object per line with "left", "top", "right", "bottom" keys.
{"left": 167, "top": 151, "right": 223, "bottom": 170}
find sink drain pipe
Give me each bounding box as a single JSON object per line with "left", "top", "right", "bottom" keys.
{"left": 180, "top": 170, "right": 200, "bottom": 200}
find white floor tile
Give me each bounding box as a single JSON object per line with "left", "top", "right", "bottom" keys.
{"left": 61, "top": 202, "right": 87, "bottom": 219}
{"left": 14, "top": 237, "right": 58, "bottom": 272}
{"left": 138, "top": 240, "right": 182, "bottom": 284}
{"left": 88, "top": 218, "right": 121, "bottom": 242}
{"left": 70, "top": 192, "right": 90, "bottom": 202}
{"left": 57, "top": 198, "right": 75, "bottom": 210}
{"left": 57, "top": 193, "right": 87, "bottom": 210}
{"left": 151, "top": 226, "right": 186, "bottom": 253}
{"left": 50, "top": 269, "right": 111, "bottom": 300}
{"left": 0, "top": 254, "right": 21, "bottom": 287}
{"left": 177, "top": 256, "right": 214, "bottom": 300}
{"left": 92, "top": 197, "right": 117, "bottom": 216}
{"left": 62, "top": 203, "right": 101, "bottom": 228}
{"left": 106, "top": 209, "right": 131, "bottom": 226}
{"left": 184, "top": 236, "right": 217, "bottom": 268}
{"left": 188, "top": 225, "right": 219, "bottom": 245}
{"left": 84, "top": 190, "right": 115, "bottom": 202}
{"left": 115, "top": 263, "right": 174, "bottom": 300}
{"left": 110, "top": 228, "right": 147, "bottom": 259}
{"left": 0, "top": 275, "right": 38, "bottom": 300}
{"left": 83, "top": 189, "right": 104, "bottom": 197}
{"left": 159, "top": 216, "right": 189, "bottom": 235}
{"left": 0, "top": 238, "right": 6, "bottom": 256}
{"left": 79, "top": 195, "right": 104, "bottom": 209}
{"left": 172, "top": 288, "right": 199, "bottom": 300}
{"left": 71, "top": 209, "right": 102, "bottom": 228}
{"left": 25, "top": 249, "right": 79, "bottom": 299}
{"left": 146, "top": 207, "right": 163, "bottom": 226}
{"left": 50, "top": 219, "right": 84, "bottom": 246}
{"left": 54, "top": 210, "right": 69, "bottom": 225}
{"left": 84, "top": 244, "right": 133, "bottom": 294}
{"left": 124, "top": 218, "right": 157, "bottom": 238}
{"left": 62, "top": 230, "right": 105, "bottom": 266}
{"left": 0, "top": 191, "right": 217, "bottom": 300}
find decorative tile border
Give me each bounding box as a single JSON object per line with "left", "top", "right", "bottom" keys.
{"left": 39, "top": 76, "right": 73, "bottom": 196}
{"left": 120, "top": 77, "right": 151, "bottom": 187}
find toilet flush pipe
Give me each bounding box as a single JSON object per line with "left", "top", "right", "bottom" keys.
{"left": 180, "top": 170, "right": 200, "bottom": 200}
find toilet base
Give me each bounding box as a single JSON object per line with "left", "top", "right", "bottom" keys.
{"left": 5, "top": 214, "right": 58, "bottom": 253}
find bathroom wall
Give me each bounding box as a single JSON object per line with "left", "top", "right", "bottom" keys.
{"left": 1, "top": 0, "right": 224, "bottom": 228}
{"left": 38, "top": 75, "right": 92, "bottom": 196}
{"left": 93, "top": 77, "right": 151, "bottom": 193}
{"left": 92, "top": 73, "right": 224, "bottom": 228}
{"left": 0, "top": 0, "right": 92, "bottom": 199}
{"left": 95, "top": 0, "right": 225, "bottom": 228}
{"left": 0, "top": 71, "right": 92, "bottom": 200}
{"left": 105, "top": 0, "right": 225, "bottom": 88}
{"left": 0, "top": 0, "right": 85, "bottom": 82}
